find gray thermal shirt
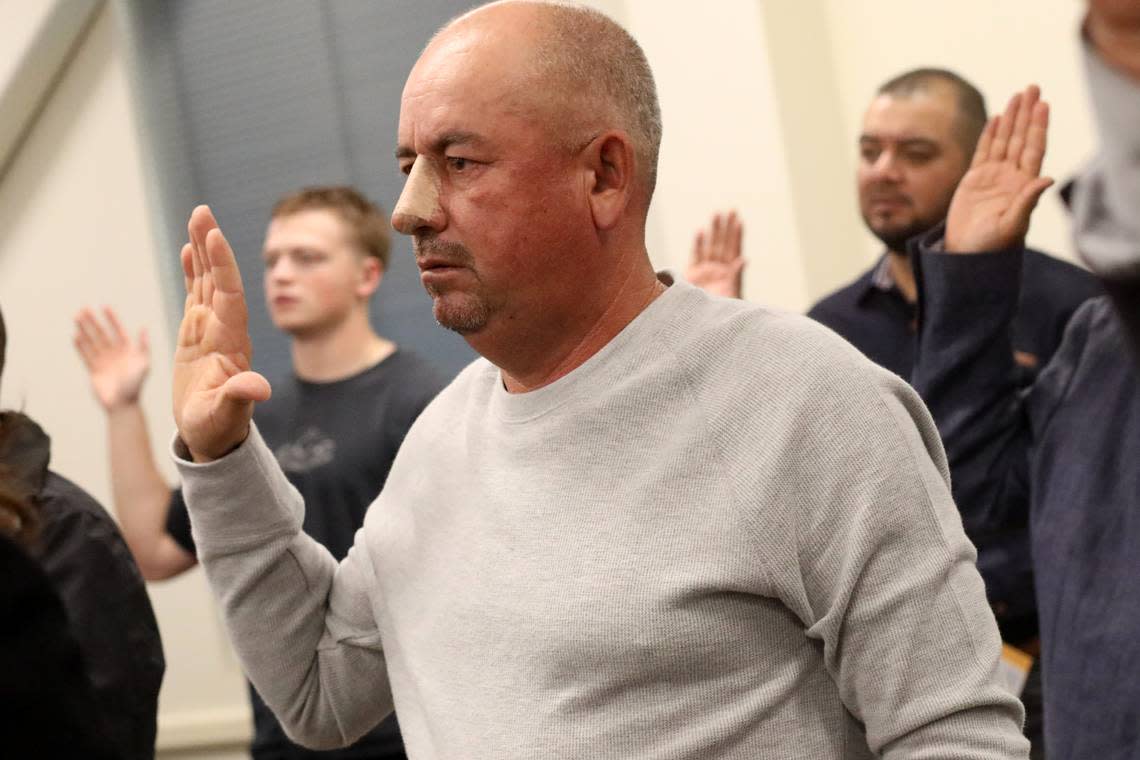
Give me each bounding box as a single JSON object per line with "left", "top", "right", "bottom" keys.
{"left": 174, "top": 280, "right": 1028, "bottom": 759}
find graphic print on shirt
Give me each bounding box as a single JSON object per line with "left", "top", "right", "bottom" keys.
{"left": 274, "top": 427, "right": 336, "bottom": 473}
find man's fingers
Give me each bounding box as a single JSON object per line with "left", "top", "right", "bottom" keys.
{"left": 73, "top": 310, "right": 98, "bottom": 360}
{"left": 728, "top": 211, "right": 743, "bottom": 260}
{"left": 138, "top": 328, "right": 150, "bottom": 355}
{"left": 1005, "top": 176, "right": 1055, "bottom": 245}
{"left": 971, "top": 116, "right": 998, "bottom": 169}
{"left": 991, "top": 92, "right": 1021, "bottom": 161}
{"left": 1005, "top": 86, "right": 1037, "bottom": 169}
{"left": 709, "top": 213, "right": 724, "bottom": 261}
{"left": 180, "top": 243, "right": 195, "bottom": 296}
{"left": 188, "top": 206, "right": 217, "bottom": 305}
{"left": 190, "top": 237, "right": 206, "bottom": 305}
{"left": 73, "top": 308, "right": 94, "bottom": 336}
{"left": 205, "top": 227, "right": 246, "bottom": 296}
{"left": 692, "top": 230, "right": 706, "bottom": 264}
{"left": 188, "top": 205, "right": 219, "bottom": 255}
{"left": 221, "top": 371, "right": 272, "bottom": 405}
{"left": 1019, "top": 101, "right": 1050, "bottom": 177}
{"left": 73, "top": 333, "right": 95, "bottom": 368}
{"left": 77, "top": 308, "right": 111, "bottom": 352}
{"left": 1011, "top": 176, "right": 1055, "bottom": 223}
{"left": 103, "top": 307, "right": 129, "bottom": 346}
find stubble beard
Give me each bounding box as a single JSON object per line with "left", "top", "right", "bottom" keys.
{"left": 866, "top": 218, "right": 932, "bottom": 254}
{"left": 862, "top": 189, "right": 955, "bottom": 254}
{"left": 415, "top": 237, "right": 490, "bottom": 335}
{"left": 429, "top": 289, "right": 490, "bottom": 334}
{"left": 863, "top": 201, "right": 954, "bottom": 254}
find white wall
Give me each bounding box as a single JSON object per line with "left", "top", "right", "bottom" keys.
{"left": 0, "top": 0, "right": 100, "bottom": 176}
{"left": 0, "top": 4, "right": 250, "bottom": 758}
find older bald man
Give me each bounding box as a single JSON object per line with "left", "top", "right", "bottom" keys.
{"left": 169, "top": 2, "right": 1029, "bottom": 757}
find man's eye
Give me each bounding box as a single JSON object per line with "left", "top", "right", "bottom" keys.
{"left": 860, "top": 147, "right": 880, "bottom": 163}
{"left": 295, "top": 252, "right": 322, "bottom": 265}
{"left": 447, "top": 156, "right": 470, "bottom": 171}
{"left": 903, "top": 151, "right": 934, "bottom": 165}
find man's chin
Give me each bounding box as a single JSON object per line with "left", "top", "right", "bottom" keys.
{"left": 273, "top": 315, "right": 331, "bottom": 340}
{"left": 867, "top": 222, "right": 933, "bottom": 253}
{"left": 432, "top": 295, "right": 489, "bottom": 335}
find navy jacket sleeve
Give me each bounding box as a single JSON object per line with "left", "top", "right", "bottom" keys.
{"left": 909, "top": 232, "right": 1078, "bottom": 635}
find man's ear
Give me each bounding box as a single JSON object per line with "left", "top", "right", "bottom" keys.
{"left": 357, "top": 256, "right": 383, "bottom": 299}
{"left": 584, "top": 131, "right": 635, "bottom": 230}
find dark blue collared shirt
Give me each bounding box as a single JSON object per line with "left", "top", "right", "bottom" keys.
{"left": 808, "top": 248, "right": 1101, "bottom": 381}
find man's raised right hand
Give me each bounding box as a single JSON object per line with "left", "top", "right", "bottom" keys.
{"left": 173, "top": 205, "right": 271, "bottom": 463}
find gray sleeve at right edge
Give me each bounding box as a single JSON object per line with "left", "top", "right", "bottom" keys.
{"left": 1073, "top": 38, "right": 1140, "bottom": 280}
{"left": 172, "top": 423, "right": 393, "bottom": 749}
{"left": 1073, "top": 39, "right": 1140, "bottom": 361}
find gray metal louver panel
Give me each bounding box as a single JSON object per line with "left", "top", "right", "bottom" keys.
{"left": 124, "top": 0, "right": 480, "bottom": 381}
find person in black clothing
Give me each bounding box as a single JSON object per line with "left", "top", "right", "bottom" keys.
{"left": 912, "top": 9, "right": 1140, "bottom": 754}
{"left": 0, "top": 530, "right": 121, "bottom": 760}
{"left": 74, "top": 187, "right": 446, "bottom": 760}
{"left": 1, "top": 305, "right": 164, "bottom": 760}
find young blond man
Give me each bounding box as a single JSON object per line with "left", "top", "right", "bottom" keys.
{"left": 75, "top": 186, "right": 443, "bottom": 760}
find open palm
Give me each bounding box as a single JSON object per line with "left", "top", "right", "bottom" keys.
{"left": 173, "top": 205, "right": 271, "bottom": 461}
{"left": 946, "top": 86, "right": 1054, "bottom": 253}
{"left": 687, "top": 211, "right": 745, "bottom": 299}
{"left": 74, "top": 307, "right": 151, "bottom": 411}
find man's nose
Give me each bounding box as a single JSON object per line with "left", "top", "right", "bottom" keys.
{"left": 870, "top": 150, "right": 903, "bottom": 181}
{"left": 267, "top": 257, "right": 293, "bottom": 281}
{"left": 392, "top": 159, "right": 444, "bottom": 235}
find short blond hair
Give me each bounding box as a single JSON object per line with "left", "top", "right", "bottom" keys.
{"left": 272, "top": 186, "right": 391, "bottom": 270}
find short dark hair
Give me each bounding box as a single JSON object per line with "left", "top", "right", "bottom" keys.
{"left": 271, "top": 186, "right": 390, "bottom": 270}
{"left": 877, "top": 68, "right": 988, "bottom": 157}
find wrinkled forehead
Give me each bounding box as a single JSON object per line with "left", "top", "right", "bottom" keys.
{"left": 398, "top": 24, "right": 547, "bottom": 144}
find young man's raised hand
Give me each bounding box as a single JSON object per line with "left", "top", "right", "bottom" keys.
{"left": 173, "top": 205, "right": 271, "bottom": 462}
{"left": 74, "top": 307, "right": 151, "bottom": 412}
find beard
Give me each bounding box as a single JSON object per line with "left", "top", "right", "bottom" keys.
{"left": 865, "top": 217, "right": 935, "bottom": 254}
{"left": 414, "top": 237, "right": 491, "bottom": 334}
{"left": 861, "top": 187, "right": 951, "bottom": 253}
{"left": 431, "top": 292, "right": 490, "bottom": 334}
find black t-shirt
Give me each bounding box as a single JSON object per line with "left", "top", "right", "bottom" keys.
{"left": 167, "top": 349, "right": 446, "bottom": 760}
